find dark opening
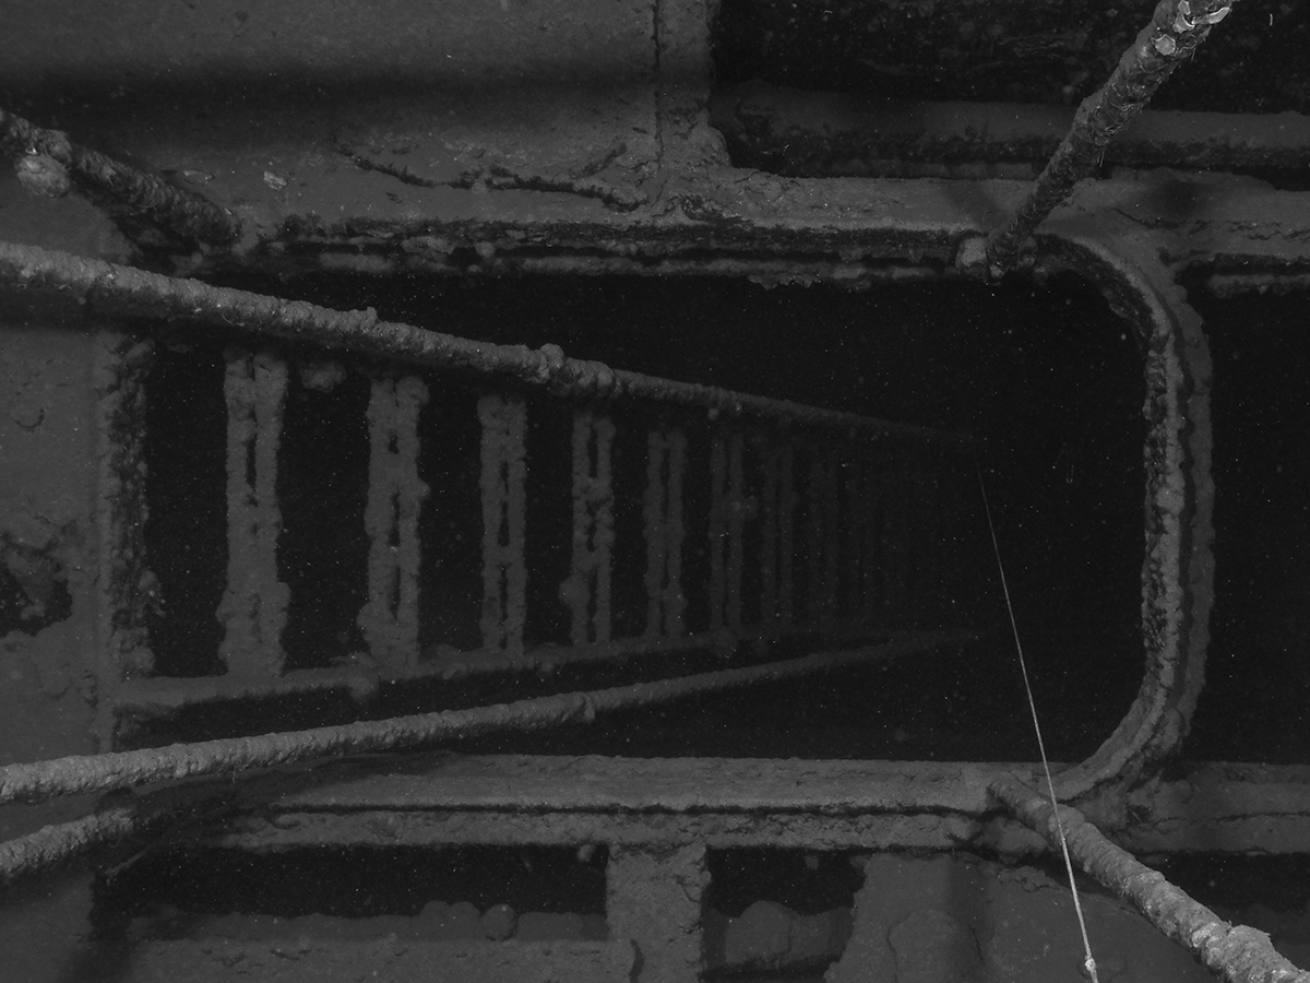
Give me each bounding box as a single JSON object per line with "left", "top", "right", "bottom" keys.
{"left": 417, "top": 382, "right": 484, "bottom": 653}
{"left": 1187, "top": 289, "right": 1310, "bottom": 763}
{"left": 713, "top": 0, "right": 1308, "bottom": 115}
{"left": 524, "top": 395, "right": 575, "bottom": 647}
{"left": 93, "top": 845, "right": 608, "bottom": 942}
{"left": 709, "top": 1, "right": 1310, "bottom": 188}
{"left": 704, "top": 849, "right": 864, "bottom": 978}
{"left": 277, "top": 362, "right": 371, "bottom": 669}
{"left": 609, "top": 402, "right": 657, "bottom": 641}
{"left": 707, "top": 849, "right": 865, "bottom": 918}
{"left": 143, "top": 342, "right": 228, "bottom": 676}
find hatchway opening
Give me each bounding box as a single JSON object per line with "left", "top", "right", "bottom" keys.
{"left": 91, "top": 844, "right": 608, "bottom": 944}
{"left": 1186, "top": 288, "right": 1310, "bottom": 763}
{"left": 130, "top": 270, "right": 1144, "bottom": 762}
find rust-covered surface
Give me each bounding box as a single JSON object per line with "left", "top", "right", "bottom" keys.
{"left": 1, "top": 1, "right": 1309, "bottom": 981}
{"left": 0, "top": 230, "right": 1212, "bottom": 805}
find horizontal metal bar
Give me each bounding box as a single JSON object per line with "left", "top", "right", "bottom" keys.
{"left": 208, "top": 754, "right": 1044, "bottom": 853}
{"left": 110, "top": 623, "right": 915, "bottom": 719}
{"left": 12, "top": 755, "right": 1308, "bottom": 889}
{"left": 0, "top": 752, "right": 1016, "bottom": 886}
{"left": 260, "top": 756, "right": 1310, "bottom": 851}
{"left": 255, "top": 754, "right": 1029, "bottom": 817}
{"left": 0, "top": 629, "right": 975, "bottom": 805}
{"left": 218, "top": 804, "right": 1004, "bottom": 853}
{"left": 0, "top": 241, "right": 975, "bottom": 449}
{"left": 364, "top": 251, "right": 952, "bottom": 285}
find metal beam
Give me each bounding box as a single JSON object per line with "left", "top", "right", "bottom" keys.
{"left": 712, "top": 81, "right": 1310, "bottom": 176}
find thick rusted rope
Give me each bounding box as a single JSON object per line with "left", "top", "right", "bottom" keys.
{"left": 986, "top": 0, "right": 1239, "bottom": 276}
{"left": 993, "top": 779, "right": 1310, "bottom": 983}
{"left": 0, "top": 108, "right": 241, "bottom": 247}
{"left": 0, "top": 803, "right": 140, "bottom": 886}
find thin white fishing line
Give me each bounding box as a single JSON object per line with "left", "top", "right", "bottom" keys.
{"left": 975, "top": 455, "right": 1099, "bottom": 983}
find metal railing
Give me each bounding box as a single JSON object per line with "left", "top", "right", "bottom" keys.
{"left": 0, "top": 241, "right": 979, "bottom": 748}
{"left": 110, "top": 341, "right": 974, "bottom": 729}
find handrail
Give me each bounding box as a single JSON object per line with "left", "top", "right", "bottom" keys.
{"left": 0, "top": 630, "right": 974, "bottom": 806}
{"left": 0, "top": 241, "right": 974, "bottom": 449}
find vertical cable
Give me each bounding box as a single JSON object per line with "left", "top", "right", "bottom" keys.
{"left": 976, "top": 454, "right": 1099, "bottom": 983}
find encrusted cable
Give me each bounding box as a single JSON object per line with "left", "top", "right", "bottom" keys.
{"left": 985, "top": 0, "right": 1238, "bottom": 276}
{"left": 0, "top": 107, "right": 241, "bottom": 247}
